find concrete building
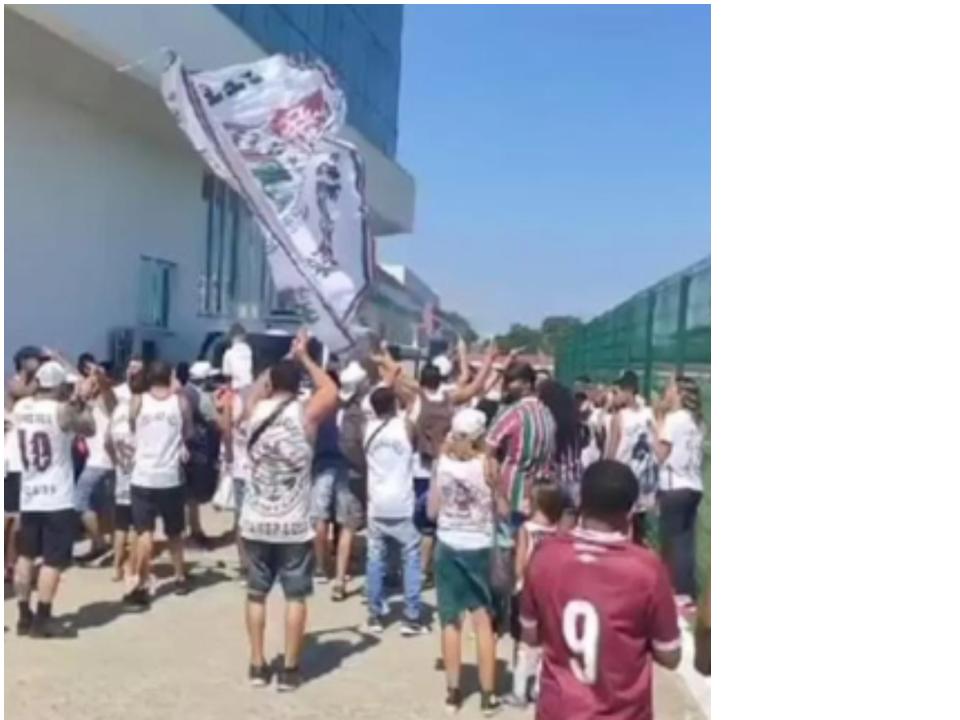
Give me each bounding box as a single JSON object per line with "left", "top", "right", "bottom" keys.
{"left": 4, "top": 5, "right": 416, "bottom": 371}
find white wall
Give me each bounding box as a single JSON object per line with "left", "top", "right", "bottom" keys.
{"left": 10, "top": 3, "right": 415, "bottom": 234}
{"left": 5, "top": 61, "right": 210, "bottom": 367}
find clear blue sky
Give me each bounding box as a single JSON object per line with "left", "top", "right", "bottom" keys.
{"left": 381, "top": 4, "right": 710, "bottom": 336}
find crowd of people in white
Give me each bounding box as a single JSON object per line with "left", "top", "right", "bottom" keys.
{"left": 4, "top": 324, "right": 707, "bottom": 717}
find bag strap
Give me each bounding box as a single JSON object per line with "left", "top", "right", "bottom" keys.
{"left": 247, "top": 397, "right": 296, "bottom": 452}
{"left": 363, "top": 417, "right": 391, "bottom": 456}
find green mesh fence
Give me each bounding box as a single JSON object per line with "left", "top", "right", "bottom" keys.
{"left": 557, "top": 257, "right": 711, "bottom": 592}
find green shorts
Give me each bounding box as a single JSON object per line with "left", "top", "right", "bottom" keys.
{"left": 435, "top": 541, "right": 495, "bottom": 626}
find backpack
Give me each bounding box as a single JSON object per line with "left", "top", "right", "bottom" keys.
{"left": 337, "top": 398, "right": 367, "bottom": 476}
{"left": 414, "top": 391, "right": 454, "bottom": 465}
{"left": 183, "top": 384, "right": 221, "bottom": 470}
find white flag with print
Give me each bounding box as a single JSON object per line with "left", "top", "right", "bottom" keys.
{"left": 161, "top": 53, "right": 374, "bottom": 352}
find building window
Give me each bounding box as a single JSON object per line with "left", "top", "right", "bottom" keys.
{"left": 138, "top": 256, "right": 175, "bottom": 329}
{"left": 202, "top": 174, "right": 304, "bottom": 321}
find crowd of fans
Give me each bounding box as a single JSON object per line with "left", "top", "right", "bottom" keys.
{"left": 4, "top": 322, "right": 708, "bottom": 716}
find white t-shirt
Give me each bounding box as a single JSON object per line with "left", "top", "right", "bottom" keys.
{"left": 659, "top": 409, "right": 704, "bottom": 493}
{"left": 607, "top": 404, "right": 655, "bottom": 466}
{"left": 13, "top": 397, "right": 75, "bottom": 512}
{"left": 364, "top": 415, "right": 415, "bottom": 519}
{"left": 241, "top": 396, "right": 313, "bottom": 543}
{"left": 435, "top": 454, "right": 494, "bottom": 550}
{"left": 85, "top": 401, "right": 114, "bottom": 471}
{"left": 222, "top": 341, "right": 253, "bottom": 389}
{"left": 108, "top": 400, "right": 136, "bottom": 506}
{"left": 131, "top": 393, "right": 184, "bottom": 489}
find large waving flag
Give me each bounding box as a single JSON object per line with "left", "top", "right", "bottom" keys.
{"left": 161, "top": 53, "right": 374, "bottom": 352}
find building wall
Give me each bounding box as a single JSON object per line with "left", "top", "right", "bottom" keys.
{"left": 216, "top": 5, "right": 402, "bottom": 158}
{"left": 5, "top": 69, "right": 209, "bottom": 365}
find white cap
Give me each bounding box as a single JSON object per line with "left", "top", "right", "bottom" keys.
{"left": 451, "top": 408, "right": 486, "bottom": 441}
{"left": 35, "top": 361, "right": 67, "bottom": 389}
{"left": 338, "top": 361, "right": 368, "bottom": 401}
{"left": 189, "top": 360, "right": 213, "bottom": 381}
{"left": 432, "top": 355, "right": 453, "bottom": 379}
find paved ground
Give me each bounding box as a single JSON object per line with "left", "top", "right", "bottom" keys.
{"left": 5, "top": 509, "right": 708, "bottom": 720}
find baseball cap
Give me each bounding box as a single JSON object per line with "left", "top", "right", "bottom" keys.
{"left": 451, "top": 408, "right": 486, "bottom": 441}
{"left": 338, "top": 361, "right": 368, "bottom": 401}
{"left": 189, "top": 360, "right": 213, "bottom": 381}
{"left": 432, "top": 355, "right": 453, "bottom": 379}
{"left": 35, "top": 361, "right": 67, "bottom": 389}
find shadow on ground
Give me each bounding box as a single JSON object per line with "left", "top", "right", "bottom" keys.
{"left": 298, "top": 625, "right": 382, "bottom": 684}
{"left": 62, "top": 565, "right": 232, "bottom": 634}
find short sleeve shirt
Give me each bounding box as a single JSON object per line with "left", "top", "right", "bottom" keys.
{"left": 520, "top": 529, "right": 680, "bottom": 720}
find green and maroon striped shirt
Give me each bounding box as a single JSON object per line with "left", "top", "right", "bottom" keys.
{"left": 485, "top": 396, "right": 557, "bottom": 513}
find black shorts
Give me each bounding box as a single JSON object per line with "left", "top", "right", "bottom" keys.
{"left": 17, "top": 510, "right": 75, "bottom": 569}
{"left": 115, "top": 504, "right": 132, "bottom": 531}
{"left": 5, "top": 472, "right": 21, "bottom": 514}
{"left": 184, "top": 462, "right": 218, "bottom": 504}
{"left": 131, "top": 485, "right": 185, "bottom": 537}
{"left": 245, "top": 540, "right": 314, "bottom": 600}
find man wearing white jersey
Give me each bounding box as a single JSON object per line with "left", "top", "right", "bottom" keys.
{"left": 241, "top": 330, "right": 338, "bottom": 691}
{"left": 604, "top": 370, "right": 657, "bottom": 544}
{"left": 12, "top": 362, "right": 96, "bottom": 638}
{"left": 124, "top": 361, "right": 193, "bottom": 610}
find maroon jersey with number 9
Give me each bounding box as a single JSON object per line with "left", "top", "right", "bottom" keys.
{"left": 520, "top": 528, "right": 681, "bottom": 720}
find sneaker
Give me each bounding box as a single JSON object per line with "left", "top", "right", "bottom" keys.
{"left": 445, "top": 687, "right": 462, "bottom": 715}
{"left": 173, "top": 577, "right": 191, "bottom": 596}
{"left": 501, "top": 693, "right": 528, "bottom": 709}
{"left": 15, "top": 610, "right": 34, "bottom": 637}
{"left": 276, "top": 666, "right": 301, "bottom": 692}
{"left": 401, "top": 620, "right": 429, "bottom": 637}
{"left": 248, "top": 664, "right": 271, "bottom": 688}
{"left": 29, "top": 616, "right": 70, "bottom": 639}
{"left": 123, "top": 588, "right": 150, "bottom": 611}
{"left": 364, "top": 616, "right": 384, "bottom": 634}
{"left": 314, "top": 572, "right": 330, "bottom": 585}
{"left": 480, "top": 692, "right": 502, "bottom": 717}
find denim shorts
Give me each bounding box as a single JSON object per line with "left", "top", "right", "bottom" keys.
{"left": 245, "top": 540, "right": 314, "bottom": 600}
{"left": 310, "top": 465, "right": 363, "bottom": 530}
{"left": 74, "top": 467, "right": 115, "bottom": 513}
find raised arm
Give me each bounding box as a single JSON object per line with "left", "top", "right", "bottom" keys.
{"left": 58, "top": 376, "right": 97, "bottom": 437}
{"left": 291, "top": 330, "right": 338, "bottom": 440}
{"left": 449, "top": 344, "right": 501, "bottom": 406}
{"left": 371, "top": 343, "right": 419, "bottom": 406}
